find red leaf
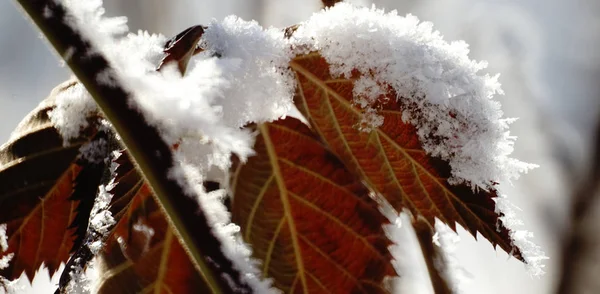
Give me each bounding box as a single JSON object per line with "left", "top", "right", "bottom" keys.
{"left": 290, "top": 52, "right": 521, "bottom": 260}
{"left": 232, "top": 117, "right": 395, "bottom": 293}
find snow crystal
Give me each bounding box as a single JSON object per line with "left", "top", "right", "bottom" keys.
{"left": 201, "top": 16, "right": 296, "bottom": 128}
{"left": 88, "top": 185, "right": 115, "bottom": 243}
{"left": 495, "top": 195, "right": 548, "bottom": 276}
{"left": 0, "top": 224, "right": 7, "bottom": 252}
{"left": 290, "top": 3, "right": 536, "bottom": 189}
{"left": 0, "top": 224, "right": 12, "bottom": 271}
{"left": 48, "top": 80, "right": 98, "bottom": 144}
{"left": 78, "top": 137, "right": 108, "bottom": 164}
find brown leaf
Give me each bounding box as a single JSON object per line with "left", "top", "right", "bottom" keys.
{"left": 321, "top": 0, "right": 342, "bottom": 8}
{"left": 96, "top": 153, "right": 209, "bottom": 294}
{"left": 231, "top": 117, "right": 395, "bottom": 293}
{"left": 290, "top": 52, "right": 522, "bottom": 260}
{"left": 0, "top": 80, "right": 98, "bottom": 281}
{"left": 157, "top": 25, "right": 205, "bottom": 75}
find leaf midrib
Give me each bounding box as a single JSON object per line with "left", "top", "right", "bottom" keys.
{"left": 259, "top": 124, "right": 309, "bottom": 293}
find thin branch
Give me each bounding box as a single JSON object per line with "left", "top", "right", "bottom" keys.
{"left": 412, "top": 217, "right": 453, "bottom": 294}
{"left": 13, "top": 0, "right": 251, "bottom": 293}
{"left": 557, "top": 116, "right": 600, "bottom": 294}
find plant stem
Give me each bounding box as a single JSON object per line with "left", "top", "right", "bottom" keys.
{"left": 412, "top": 217, "right": 453, "bottom": 294}
{"left": 14, "top": 0, "right": 250, "bottom": 292}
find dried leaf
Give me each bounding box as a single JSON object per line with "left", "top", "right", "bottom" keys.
{"left": 290, "top": 52, "right": 521, "bottom": 260}
{"left": 321, "top": 0, "right": 342, "bottom": 8}
{"left": 231, "top": 117, "right": 395, "bottom": 293}
{"left": 157, "top": 25, "right": 205, "bottom": 75}
{"left": 0, "top": 81, "right": 99, "bottom": 281}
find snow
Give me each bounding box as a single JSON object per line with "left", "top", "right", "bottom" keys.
{"left": 201, "top": 16, "right": 296, "bottom": 128}
{"left": 47, "top": 0, "right": 544, "bottom": 289}
{"left": 289, "top": 3, "right": 537, "bottom": 189}
{"left": 48, "top": 80, "right": 98, "bottom": 144}
{"left": 0, "top": 224, "right": 12, "bottom": 271}
{"left": 495, "top": 195, "right": 548, "bottom": 276}
{"left": 88, "top": 185, "right": 115, "bottom": 242}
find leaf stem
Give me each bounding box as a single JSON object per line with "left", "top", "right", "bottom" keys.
{"left": 412, "top": 217, "right": 453, "bottom": 294}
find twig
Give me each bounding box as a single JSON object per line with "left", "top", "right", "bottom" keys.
{"left": 557, "top": 117, "right": 600, "bottom": 294}
{"left": 412, "top": 217, "right": 453, "bottom": 294}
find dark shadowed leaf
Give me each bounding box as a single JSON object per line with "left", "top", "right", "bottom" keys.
{"left": 231, "top": 117, "right": 395, "bottom": 293}
{"left": 290, "top": 52, "right": 522, "bottom": 260}
{"left": 96, "top": 152, "right": 209, "bottom": 294}
{"left": 0, "top": 80, "right": 100, "bottom": 281}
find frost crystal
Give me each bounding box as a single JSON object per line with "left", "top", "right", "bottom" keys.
{"left": 495, "top": 195, "right": 548, "bottom": 276}
{"left": 0, "top": 224, "right": 12, "bottom": 270}
{"left": 201, "top": 16, "right": 296, "bottom": 128}
{"left": 89, "top": 185, "right": 115, "bottom": 242}
{"left": 48, "top": 80, "right": 98, "bottom": 143}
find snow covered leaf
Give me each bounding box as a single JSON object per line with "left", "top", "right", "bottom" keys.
{"left": 290, "top": 52, "right": 522, "bottom": 260}
{"left": 231, "top": 117, "right": 395, "bottom": 293}
{"left": 0, "top": 81, "right": 100, "bottom": 281}
{"left": 97, "top": 153, "right": 209, "bottom": 293}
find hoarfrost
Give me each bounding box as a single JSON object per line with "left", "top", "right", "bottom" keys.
{"left": 495, "top": 195, "right": 548, "bottom": 276}
{"left": 48, "top": 80, "right": 97, "bottom": 144}
{"left": 0, "top": 224, "right": 12, "bottom": 270}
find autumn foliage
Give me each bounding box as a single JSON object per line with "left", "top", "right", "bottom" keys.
{"left": 0, "top": 1, "right": 529, "bottom": 293}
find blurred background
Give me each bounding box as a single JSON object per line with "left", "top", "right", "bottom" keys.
{"left": 1, "top": 0, "right": 599, "bottom": 293}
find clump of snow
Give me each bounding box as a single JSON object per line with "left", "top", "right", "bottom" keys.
{"left": 290, "top": 3, "right": 537, "bottom": 189}
{"left": 201, "top": 16, "right": 296, "bottom": 128}
{"left": 88, "top": 185, "right": 115, "bottom": 244}
{"left": 495, "top": 195, "right": 548, "bottom": 276}
{"left": 0, "top": 224, "right": 12, "bottom": 270}
{"left": 48, "top": 80, "right": 98, "bottom": 144}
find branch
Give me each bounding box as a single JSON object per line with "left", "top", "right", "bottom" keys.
{"left": 412, "top": 217, "right": 453, "bottom": 294}
{"left": 557, "top": 115, "right": 600, "bottom": 294}
{"left": 13, "top": 0, "right": 251, "bottom": 293}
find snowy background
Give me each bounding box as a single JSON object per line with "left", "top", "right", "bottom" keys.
{"left": 1, "top": 0, "right": 599, "bottom": 293}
